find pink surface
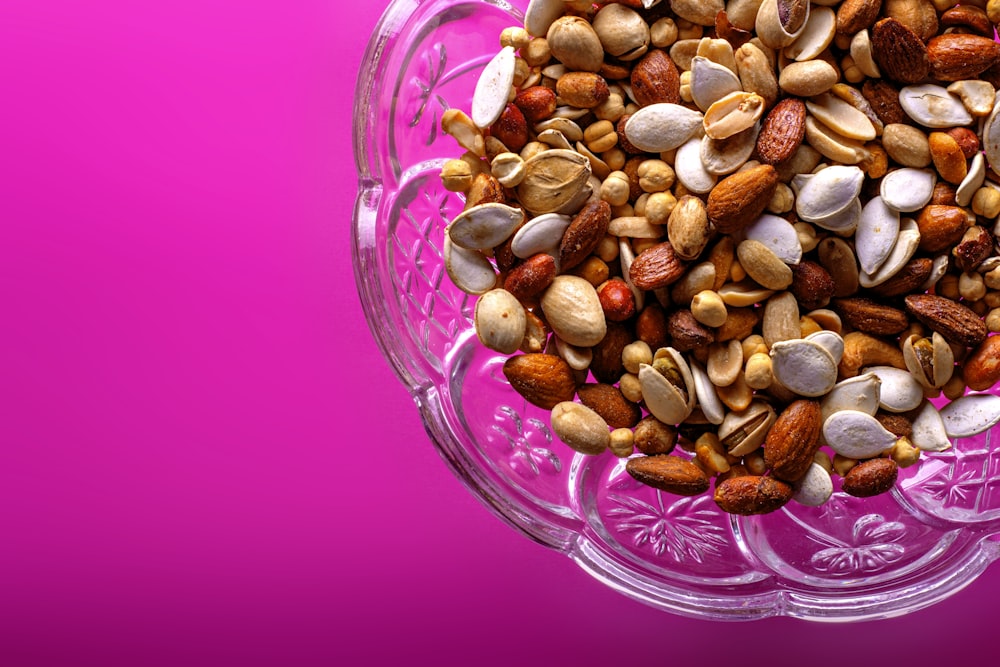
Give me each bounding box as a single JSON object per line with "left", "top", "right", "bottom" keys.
{"left": 1, "top": 1, "right": 998, "bottom": 665}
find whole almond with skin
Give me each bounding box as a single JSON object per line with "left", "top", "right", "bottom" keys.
{"left": 577, "top": 383, "right": 642, "bottom": 428}
{"left": 559, "top": 200, "right": 612, "bottom": 271}
{"left": 714, "top": 475, "right": 793, "bottom": 515}
{"left": 841, "top": 458, "right": 898, "bottom": 497}
{"left": 755, "top": 98, "right": 806, "bottom": 165}
{"left": 915, "top": 205, "right": 967, "bottom": 253}
{"left": 514, "top": 86, "right": 557, "bottom": 123}
{"left": 764, "top": 400, "right": 822, "bottom": 483}
{"left": 870, "top": 18, "right": 928, "bottom": 85}
{"left": 630, "top": 49, "right": 680, "bottom": 107}
{"left": 964, "top": 336, "right": 1000, "bottom": 391}
{"left": 904, "top": 294, "right": 988, "bottom": 347}
{"left": 626, "top": 455, "right": 710, "bottom": 496}
{"left": 504, "top": 253, "right": 557, "bottom": 301}
{"left": 791, "top": 260, "right": 835, "bottom": 310}
{"left": 875, "top": 411, "right": 913, "bottom": 438}
{"left": 589, "top": 321, "right": 631, "bottom": 384}
{"left": 629, "top": 241, "right": 686, "bottom": 290}
{"left": 503, "top": 353, "right": 579, "bottom": 410}
{"left": 636, "top": 303, "right": 670, "bottom": 350}
{"left": 706, "top": 164, "right": 778, "bottom": 234}
{"left": 927, "top": 34, "right": 1000, "bottom": 82}
{"left": 837, "top": 0, "right": 883, "bottom": 35}
{"left": 869, "top": 258, "right": 933, "bottom": 297}
{"left": 833, "top": 298, "right": 910, "bottom": 335}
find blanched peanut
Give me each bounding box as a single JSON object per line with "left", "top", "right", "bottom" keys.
{"left": 622, "top": 340, "right": 653, "bottom": 374}
{"left": 833, "top": 454, "right": 858, "bottom": 477}
{"left": 638, "top": 160, "right": 675, "bottom": 193}
{"left": 960, "top": 272, "right": 987, "bottom": 301}
{"left": 609, "top": 428, "right": 635, "bottom": 457}
{"left": 744, "top": 352, "right": 773, "bottom": 389}
{"left": 600, "top": 171, "right": 630, "bottom": 206}
{"left": 691, "top": 290, "right": 727, "bottom": 327}
{"left": 650, "top": 17, "right": 678, "bottom": 48}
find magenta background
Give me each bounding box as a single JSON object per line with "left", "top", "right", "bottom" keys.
{"left": 0, "top": 1, "right": 997, "bottom": 665}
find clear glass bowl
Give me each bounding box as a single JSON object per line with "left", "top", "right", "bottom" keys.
{"left": 352, "top": 0, "right": 1000, "bottom": 621}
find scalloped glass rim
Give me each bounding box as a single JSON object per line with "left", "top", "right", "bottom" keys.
{"left": 351, "top": 0, "right": 1000, "bottom": 621}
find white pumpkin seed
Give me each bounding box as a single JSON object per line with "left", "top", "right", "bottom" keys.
{"left": 865, "top": 366, "right": 925, "bottom": 413}
{"left": 879, "top": 168, "right": 936, "bottom": 212}
{"left": 510, "top": 213, "right": 571, "bottom": 258}
{"left": 624, "top": 103, "right": 704, "bottom": 153}
{"left": 743, "top": 214, "right": 802, "bottom": 265}
{"left": 823, "top": 410, "right": 898, "bottom": 459}
{"left": 639, "top": 355, "right": 694, "bottom": 424}
{"left": 820, "top": 373, "right": 881, "bottom": 423}
{"left": 792, "top": 462, "right": 834, "bottom": 507}
{"left": 910, "top": 400, "right": 952, "bottom": 452}
{"left": 792, "top": 165, "right": 864, "bottom": 223}
{"left": 921, "top": 254, "right": 951, "bottom": 291}
{"left": 701, "top": 123, "right": 759, "bottom": 175}
{"left": 472, "top": 46, "right": 516, "bottom": 129}
{"left": 525, "top": 0, "right": 566, "bottom": 37}
{"left": 805, "top": 330, "right": 844, "bottom": 365}
{"left": 899, "top": 84, "right": 973, "bottom": 129}
{"left": 674, "top": 137, "right": 718, "bottom": 193}
{"left": 448, "top": 203, "right": 525, "bottom": 250}
{"left": 858, "top": 217, "right": 920, "bottom": 288}
{"left": 770, "top": 338, "right": 838, "bottom": 397}
{"left": 856, "top": 196, "right": 900, "bottom": 275}
{"left": 811, "top": 197, "right": 861, "bottom": 234}
{"left": 444, "top": 237, "right": 497, "bottom": 295}
{"left": 690, "top": 56, "right": 742, "bottom": 112}
{"left": 690, "top": 360, "right": 725, "bottom": 425}
{"left": 939, "top": 393, "right": 1000, "bottom": 439}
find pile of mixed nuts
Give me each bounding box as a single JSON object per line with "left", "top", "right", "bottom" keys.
{"left": 439, "top": 0, "right": 1000, "bottom": 515}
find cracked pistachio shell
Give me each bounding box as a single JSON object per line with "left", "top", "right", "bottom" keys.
{"left": 718, "top": 400, "right": 777, "bottom": 456}
{"left": 902, "top": 332, "right": 954, "bottom": 389}
{"left": 639, "top": 348, "right": 695, "bottom": 425}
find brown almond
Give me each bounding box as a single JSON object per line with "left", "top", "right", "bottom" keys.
{"left": 915, "top": 205, "right": 968, "bottom": 253}
{"left": 963, "top": 335, "right": 1000, "bottom": 391}
{"left": 616, "top": 114, "right": 644, "bottom": 155}
{"left": 626, "top": 455, "right": 710, "bottom": 496}
{"left": 503, "top": 353, "right": 579, "bottom": 409}
{"left": 556, "top": 71, "right": 610, "bottom": 109}
{"left": 577, "top": 383, "right": 642, "bottom": 428}
{"left": 755, "top": 98, "right": 806, "bottom": 165}
{"left": 870, "top": 18, "right": 928, "bottom": 85}
{"left": 629, "top": 241, "right": 687, "bottom": 290}
{"left": 514, "top": 86, "right": 557, "bottom": 124}
{"left": 904, "top": 294, "right": 988, "bottom": 347}
{"left": 666, "top": 309, "right": 716, "bottom": 352}
{"left": 953, "top": 225, "right": 995, "bottom": 273}
{"left": 947, "top": 127, "right": 980, "bottom": 160}
{"left": 930, "top": 181, "right": 958, "bottom": 207}
{"left": 706, "top": 164, "right": 779, "bottom": 234}
{"left": 791, "top": 260, "right": 836, "bottom": 311}
{"left": 869, "top": 258, "right": 934, "bottom": 298}
{"left": 597, "top": 278, "right": 637, "bottom": 322}
{"left": 927, "top": 33, "right": 1000, "bottom": 82}
{"left": 841, "top": 458, "right": 898, "bottom": 497}
{"left": 590, "top": 321, "right": 632, "bottom": 384}
{"left": 630, "top": 49, "right": 680, "bottom": 107}
{"left": 490, "top": 104, "right": 529, "bottom": 153}
{"left": 833, "top": 298, "right": 910, "bottom": 336}
{"left": 861, "top": 79, "right": 905, "bottom": 126}
{"left": 559, "top": 200, "right": 612, "bottom": 271}
{"left": 714, "top": 475, "right": 793, "bottom": 515}
{"left": 837, "top": 0, "right": 883, "bottom": 35}
{"left": 504, "top": 253, "right": 557, "bottom": 301}
{"left": 764, "top": 400, "right": 822, "bottom": 483}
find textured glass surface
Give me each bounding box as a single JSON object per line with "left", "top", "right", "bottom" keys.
{"left": 352, "top": 0, "right": 1000, "bottom": 620}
